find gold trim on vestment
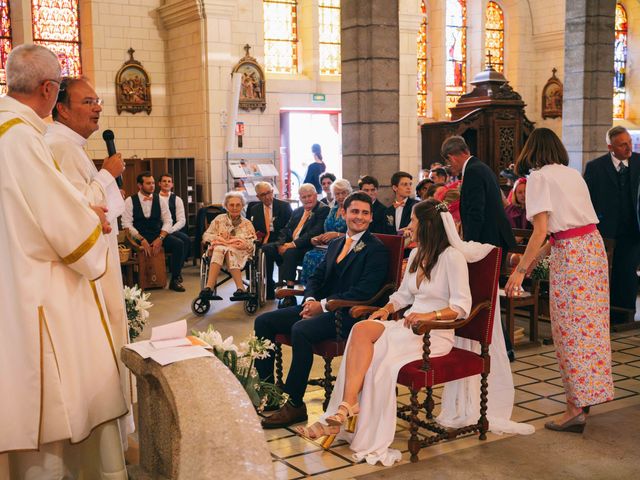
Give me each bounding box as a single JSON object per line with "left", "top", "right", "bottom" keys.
{"left": 89, "top": 280, "right": 120, "bottom": 374}
{"left": 52, "top": 157, "right": 62, "bottom": 172}
{"left": 0, "top": 117, "right": 24, "bottom": 137}
{"left": 91, "top": 250, "right": 109, "bottom": 282}
{"left": 62, "top": 224, "right": 102, "bottom": 265}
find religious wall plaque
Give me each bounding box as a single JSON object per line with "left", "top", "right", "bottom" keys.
{"left": 232, "top": 44, "right": 266, "bottom": 112}
{"left": 115, "top": 48, "right": 152, "bottom": 115}
{"left": 541, "top": 68, "right": 563, "bottom": 119}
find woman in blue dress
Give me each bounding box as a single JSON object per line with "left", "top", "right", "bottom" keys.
{"left": 300, "top": 179, "right": 352, "bottom": 283}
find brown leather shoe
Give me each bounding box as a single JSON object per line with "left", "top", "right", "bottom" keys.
{"left": 261, "top": 402, "right": 307, "bottom": 429}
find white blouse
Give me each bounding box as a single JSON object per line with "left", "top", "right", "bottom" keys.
{"left": 526, "top": 164, "right": 599, "bottom": 233}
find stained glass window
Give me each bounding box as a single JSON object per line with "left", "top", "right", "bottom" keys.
{"left": 485, "top": 1, "right": 504, "bottom": 73}
{"left": 319, "top": 0, "right": 340, "bottom": 76}
{"left": 32, "top": 0, "right": 82, "bottom": 77}
{"left": 613, "top": 3, "right": 627, "bottom": 119}
{"left": 445, "top": 0, "right": 466, "bottom": 116}
{"left": 263, "top": 0, "right": 298, "bottom": 74}
{"left": 417, "top": 0, "right": 428, "bottom": 117}
{"left": 0, "top": 1, "right": 13, "bottom": 94}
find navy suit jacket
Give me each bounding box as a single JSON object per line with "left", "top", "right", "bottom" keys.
{"left": 383, "top": 197, "right": 419, "bottom": 234}
{"left": 370, "top": 199, "right": 388, "bottom": 234}
{"left": 276, "top": 201, "right": 330, "bottom": 249}
{"left": 460, "top": 157, "right": 515, "bottom": 250}
{"left": 304, "top": 230, "right": 389, "bottom": 304}
{"left": 249, "top": 198, "right": 293, "bottom": 243}
{"left": 583, "top": 152, "right": 640, "bottom": 239}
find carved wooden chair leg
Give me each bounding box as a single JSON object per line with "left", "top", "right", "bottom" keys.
{"left": 424, "top": 387, "right": 434, "bottom": 420}
{"left": 274, "top": 344, "right": 284, "bottom": 388}
{"left": 408, "top": 388, "right": 421, "bottom": 463}
{"left": 479, "top": 352, "right": 490, "bottom": 440}
{"left": 323, "top": 357, "right": 333, "bottom": 411}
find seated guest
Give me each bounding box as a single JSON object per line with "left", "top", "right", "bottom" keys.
{"left": 158, "top": 173, "right": 191, "bottom": 273}
{"left": 301, "top": 179, "right": 352, "bottom": 284}
{"left": 249, "top": 181, "right": 293, "bottom": 247}
{"left": 384, "top": 171, "right": 419, "bottom": 235}
{"left": 122, "top": 171, "right": 187, "bottom": 291}
{"left": 320, "top": 172, "right": 337, "bottom": 206}
{"left": 429, "top": 166, "right": 449, "bottom": 185}
{"left": 434, "top": 180, "right": 462, "bottom": 225}
{"left": 415, "top": 178, "right": 434, "bottom": 200}
{"left": 295, "top": 200, "right": 531, "bottom": 463}
{"left": 256, "top": 192, "right": 389, "bottom": 428}
{"left": 504, "top": 177, "right": 531, "bottom": 230}
{"left": 358, "top": 175, "right": 387, "bottom": 233}
{"left": 200, "top": 192, "right": 256, "bottom": 300}
{"left": 262, "top": 184, "right": 330, "bottom": 300}
{"left": 423, "top": 182, "right": 445, "bottom": 200}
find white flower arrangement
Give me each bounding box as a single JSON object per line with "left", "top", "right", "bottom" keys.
{"left": 194, "top": 325, "right": 286, "bottom": 411}
{"left": 353, "top": 241, "right": 366, "bottom": 254}
{"left": 124, "top": 285, "right": 153, "bottom": 341}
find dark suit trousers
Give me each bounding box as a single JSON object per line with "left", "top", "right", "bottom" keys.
{"left": 254, "top": 306, "right": 343, "bottom": 405}
{"left": 169, "top": 231, "right": 191, "bottom": 262}
{"left": 611, "top": 235, "right": 640, "bottom": 311}
{"left": 141, "top": 233, "right": 185, "bottom": 279}
{"left": 262, "top": 242, "right": 308, "bottom": 289}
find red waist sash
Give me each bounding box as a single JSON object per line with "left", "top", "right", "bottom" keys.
{"left": 549, "top": 223, "right": 597, "bottom": 245}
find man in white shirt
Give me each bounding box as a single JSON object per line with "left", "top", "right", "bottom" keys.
{"left": 158, "top": 172, "right": 191, "bottom": 275}
{"left": 0, "top": 44, "right": 127, "bottom": 479}
{"left": 584, "top": 126, "right": 640, "bottom": 323}
{"left": 45, "top": 76, "right": 134, "bottom": 447}
{"left": 121, "top": 172, "right": 187, "bottom": 291}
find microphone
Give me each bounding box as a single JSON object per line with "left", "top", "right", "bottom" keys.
{"left": 102, "top": 129, "right": 123, "bottom": 188}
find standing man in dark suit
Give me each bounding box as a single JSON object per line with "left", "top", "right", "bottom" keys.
{"left": 384, "top": 171, "right": 419, "bottom": 235}
{"left": 256, "top": 192, "right": 389, "bottom": 428}
{"left": 584, "top": 126, "right": 640, "bottom": 322}
{"left": 262, "top": 183, "right": 330, "bottom": 301}
{"left": 358, "top": 175, "right": 387, "bottom": 233}
{"left": 442, "top": 136, "right": 516, "bottom": 360}
{"left": 249, "top": 181, "right": 293, "bottom": 298}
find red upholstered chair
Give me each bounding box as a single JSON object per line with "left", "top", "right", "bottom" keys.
{"left": 352, "top": 246, "right": 502, "bottom": 462}
{"left": 273, "top": 234, "right": 405, "bottom": 409}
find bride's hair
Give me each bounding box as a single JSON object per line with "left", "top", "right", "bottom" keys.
{"left": 409, "top": 199, "right": 450, "bottom": 281}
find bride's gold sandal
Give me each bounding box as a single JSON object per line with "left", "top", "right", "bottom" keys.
{"left": 295, "top": 422, "right": 340, "bottom": 449}
{"left": 326, "top": 401, "right": 360, "bottom": 432}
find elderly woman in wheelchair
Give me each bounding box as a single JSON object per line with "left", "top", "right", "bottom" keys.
{"left": 199, "top": 191, "right": 256, "bottom": 301}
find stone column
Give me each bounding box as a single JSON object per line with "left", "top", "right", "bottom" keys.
{"left": 562, "top": 1, "right": 616, "bottom": 171}
{"left": 341, "top": 0, "right": 399, "bottom": 202}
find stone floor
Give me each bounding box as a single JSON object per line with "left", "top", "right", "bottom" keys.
{"left": 135, "top": 265, "right": 640, "bottom": 479}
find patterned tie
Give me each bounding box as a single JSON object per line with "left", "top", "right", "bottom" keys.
{"left": 336, "top": 237, "right": 353, "bottom": 263}
{"left": 618, "top": 163, "right": 629, "bottom": 188}
{"left": 263, "top": 205, "right": 271, "bottom": 243}
{"left": 292, "top": 210, "right": 310, "bottom": 239}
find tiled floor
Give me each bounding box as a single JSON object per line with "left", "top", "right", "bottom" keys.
{"left": 138, "top": 266, "right": 640, "bottom": 479}
{"left": 264, "top": 331, "right": 640, "bottom": 479}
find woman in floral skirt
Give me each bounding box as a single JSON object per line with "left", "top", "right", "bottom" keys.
{"left": 505, "top": 128, "right": 614, "bottom": 433}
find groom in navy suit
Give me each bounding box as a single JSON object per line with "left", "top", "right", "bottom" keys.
{"left": 256, "top": 192, "right": 389, "bottom": 428}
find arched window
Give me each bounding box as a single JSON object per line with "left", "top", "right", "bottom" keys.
{"left": 319, "top": 0, "right": 340, "bottom": 76}
{"left": 32, "top": 0, "right": 82, "bottom": 77}
{"left": 0, "top": 0, "right": 13, "bottom": 94}
{"left": 263, "top": 0, "right": 298, "bottom": 74}
{"left": 484, "top": 1, "right": 504, "bottom": 72}
{"left": 613, "top": 3, "right": 627, "bottom": 119}
{"left": 417, "top": 0, "right": 428, "bottom": 117}
{"left": 445, "top": 0, "right": 466, "bottom": 116}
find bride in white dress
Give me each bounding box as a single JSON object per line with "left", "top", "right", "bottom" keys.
{"left": 295, "top": 198, "right": 534, "bottom": 466}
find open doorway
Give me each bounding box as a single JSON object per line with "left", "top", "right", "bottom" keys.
{"left": 280, "top": 110, "right": 342, "bottom": 199}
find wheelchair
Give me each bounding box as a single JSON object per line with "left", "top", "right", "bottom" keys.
{"left": 191, "top": 242, "right": 267, "bottom": 316}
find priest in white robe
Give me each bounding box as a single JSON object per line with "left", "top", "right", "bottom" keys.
{"left": 45, "top": 76, "right": 135, "bottom": 447}
{"left": 0, "top": 45, "right": 127, "bottom": 479}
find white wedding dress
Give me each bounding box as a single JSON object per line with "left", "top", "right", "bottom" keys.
{"left": 321, "top": 213, "right": 534, "bottom": 466}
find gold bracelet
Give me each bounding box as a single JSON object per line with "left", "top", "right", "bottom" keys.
{"left": 435, "top": 310, "right": 442, "bottom": 321}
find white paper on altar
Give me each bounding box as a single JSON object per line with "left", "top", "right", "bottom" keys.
{"left": 150, "top": 319, "right": 187, "bottom": 342}
{"left": 125, "top": 320, "right": 214, "bottom": 366}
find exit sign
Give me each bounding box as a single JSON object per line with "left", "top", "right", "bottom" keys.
{"left": 312, "top": 93, "right": 326, "bottom": 102}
